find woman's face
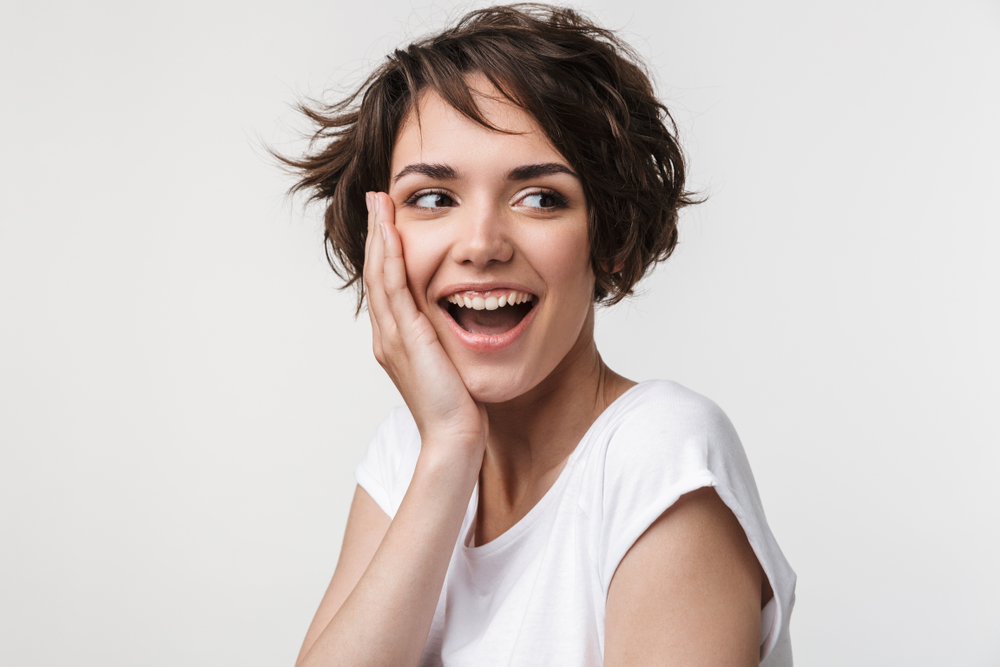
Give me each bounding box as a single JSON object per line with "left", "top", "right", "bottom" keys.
{"left": 387, "top": 78, "right": 596, "bottom": 404}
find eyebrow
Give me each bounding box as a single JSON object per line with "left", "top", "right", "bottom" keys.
{"left": 393, "top": 163, "right": 457, "bottom": 183}
{"left": 507, "top": 162, "right": 578, "bottom": 181}
{"left": 392, "top": 162, "right": 578, "bottom": 184}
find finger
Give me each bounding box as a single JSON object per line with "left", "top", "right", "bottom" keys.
{"left": 376, "top": 192, "right": 424, "bottom": 334}
{"left": 363, "top": 192, "right": 391, "bottom": 312}
{"left": 362, "top": 192, "right": 385, "bottom": 361}
{"left": 362, "top": 192, "right": 377, "bottom": 294}
{"left": 367, "top": 288, "right": 384, "bottom": 364}
{"left": 365, "top": 193, "right": 400, "bottom": 345}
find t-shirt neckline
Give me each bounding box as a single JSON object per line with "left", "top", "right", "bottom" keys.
{"left": 461, "top": 380, "right": 652, "bottom": 557}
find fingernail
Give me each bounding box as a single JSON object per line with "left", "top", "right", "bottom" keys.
{"left": 373, "top": 194, "right": 381, "bottom": 215}
{"left": 379, "top": 222, "right": 386, "bottom": 240}
{"left": 364, "top": 192, "right": 371, "bottom": 213}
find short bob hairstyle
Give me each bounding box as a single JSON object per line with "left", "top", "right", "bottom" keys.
{"left": 283, "top": 3, "right": 697, "bottom": 312}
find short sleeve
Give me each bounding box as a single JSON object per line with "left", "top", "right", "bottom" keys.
{"left": 598, "top": 382, "right": 796, "bottom": 663}
{"left": 353, "top": 406, "right": 421, "bottom": 519}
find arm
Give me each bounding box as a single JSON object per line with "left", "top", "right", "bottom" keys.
{"left": 295, "top": 192, "right": 487, "bottom": 667}
{"left": 604, "top": 487, "right": 765, "bottom": 667}
{"left": 295, "top": 486, "right": 390, "bottom": 666}
{"left": 296, "top": 452, "right": 479, "bottom": 667}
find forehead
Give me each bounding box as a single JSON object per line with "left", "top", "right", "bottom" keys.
{"left": 390, "top": 77, "right": 567, "bottom": 176}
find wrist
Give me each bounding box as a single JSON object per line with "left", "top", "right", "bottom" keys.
{"left": 415, "top": 437, "right": 484, "bottom": 487}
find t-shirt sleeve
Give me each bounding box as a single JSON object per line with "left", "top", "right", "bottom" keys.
{"left": 353, "top": 406, "right": 421, "bottom": 519}
{"left": 598, "top": 383, "right": 796, "bottom": 663}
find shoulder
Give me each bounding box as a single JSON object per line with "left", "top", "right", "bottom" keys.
{"left": 355, "top": 406, "right": 421, "bottom": 518}
{"left": 608, "top": 380, "right": 736, "bottom": 437}
{"left": 601, "top": 380, "right": 744, "bottom": 483}
{"left": 592, "top": 381, "right": 761, "bottom": 590}
{"left": 362, "top": 405, "right": 421, "bottom": 471}
{"left": 366, "top": 405, "right": 421, "bottom": 455}
{"left": 594, "top": 381, "right": 796, "bottom": 664}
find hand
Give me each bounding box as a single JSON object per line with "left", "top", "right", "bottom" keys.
{"left": 363, "top": 191, "right": 488, "bottom": 459}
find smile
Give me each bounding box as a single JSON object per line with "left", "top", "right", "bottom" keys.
{"left": 439, "top": 288, "right": 537, "bottom": 351}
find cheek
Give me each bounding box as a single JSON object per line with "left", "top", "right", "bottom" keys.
{"left": 397, "top": 228, "right": 442, "bottom": 306}
{"left": 537, "top": 229, "right": 594, "bottom": 296}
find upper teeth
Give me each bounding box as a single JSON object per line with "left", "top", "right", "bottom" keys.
{"left": 445, "top": 290, "right": 533, "bottom": 311}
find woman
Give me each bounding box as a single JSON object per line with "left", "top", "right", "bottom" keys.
{"left": 284, "top": 5, "right": 795, "bottom": 666}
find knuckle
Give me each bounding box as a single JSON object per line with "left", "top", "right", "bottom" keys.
{"left": 381, "top": 324, "right": 402, "bottom": 352}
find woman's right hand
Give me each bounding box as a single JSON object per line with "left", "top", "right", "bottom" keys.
{"left": 363, "top": 191, "right": 488, "bottom": 460}
{"left": 296, "top": 196, "right": 488, "bottom": 667}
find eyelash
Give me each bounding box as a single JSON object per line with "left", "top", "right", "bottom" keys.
{"left": 403, "top": 189, "right": 455, "bottom": 209}
{"left": 402, "top": 188, "right": 569, "bottom": 211}
{"left": 520, "top": 189, "right": 569, "bottom": 209}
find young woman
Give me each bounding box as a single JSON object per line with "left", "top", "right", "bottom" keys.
{"left": 284, "top": 5, "right": 795, "bottom": 666}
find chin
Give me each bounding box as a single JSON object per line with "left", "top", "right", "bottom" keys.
{"left": 460, "top": 367, "right": 535, "bottom": 405}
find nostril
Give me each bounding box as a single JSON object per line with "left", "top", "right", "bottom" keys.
{"left": 451, "top": 227, "right": 514, "bottom": 266}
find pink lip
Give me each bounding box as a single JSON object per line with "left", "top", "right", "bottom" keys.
{"left": 442, "top": 303, "right": 537, "bottom": 352}
{"left": 437, "top": 283, "right": 538, "bottom": 353}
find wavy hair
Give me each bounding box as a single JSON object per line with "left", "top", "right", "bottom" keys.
{"left": 279, "top": 3, "right": 698, "bottom": 313}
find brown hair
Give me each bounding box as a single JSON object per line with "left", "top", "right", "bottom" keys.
{"left": 280, "top": 3, "right": 697, "bottom": 313}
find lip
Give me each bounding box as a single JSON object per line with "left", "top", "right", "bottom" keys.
{"left": 436, "top": 282, "right": 538, "bottom": 353}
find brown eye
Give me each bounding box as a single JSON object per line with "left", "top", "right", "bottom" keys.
{"left": 519, "top": 190, "right": 567, "bottom": 209}
{"left": 412, "top": 192, "right": 455, "bottom": 208}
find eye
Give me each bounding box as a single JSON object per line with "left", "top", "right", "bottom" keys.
{"left": 405, "top": 190, "right": 456, "bottom": 209}
{"left": 517, "top": 189, "right": 568, "bottom": 209}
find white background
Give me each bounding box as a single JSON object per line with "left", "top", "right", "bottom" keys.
{"left": 2, "top": 0, "right": 998, "bottom": 665}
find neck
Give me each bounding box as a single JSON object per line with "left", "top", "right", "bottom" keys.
{"left": 478, "top": 307, "right": 634, "bottom": 518}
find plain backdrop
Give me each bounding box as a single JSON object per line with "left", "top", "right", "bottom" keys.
{"left": 2, "top": 0, "right": 998, "bottom": 665}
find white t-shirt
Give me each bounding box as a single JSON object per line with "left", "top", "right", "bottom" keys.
{"left": 354, "top": 380, "right": 796, "bottom": 666}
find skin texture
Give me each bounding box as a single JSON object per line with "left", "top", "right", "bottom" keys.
{"left": 388, "top": 83, "right": 596, "bottom": 407}
{"left": 294, "top": 77, "right": 764, "bottom": 667}
{"left": 604, "top": 487, "right": 764, "bottom": 667}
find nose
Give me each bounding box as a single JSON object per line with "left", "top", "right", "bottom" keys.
{"left": 449, "top": 203, "right": 514, "bottom": 267}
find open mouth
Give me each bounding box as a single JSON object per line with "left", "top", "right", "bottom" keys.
{"left": 441, "top": 290, "right": 536, "bottom": 335}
